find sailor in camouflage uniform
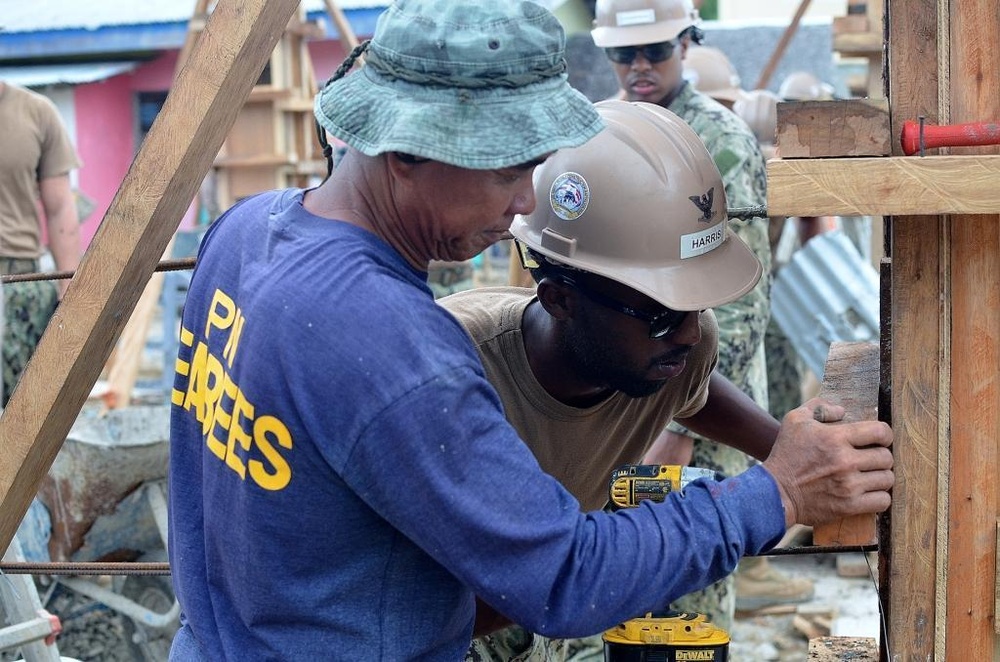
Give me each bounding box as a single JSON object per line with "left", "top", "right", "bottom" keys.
{"left": 591, "top": 0, "right": 772, "bottom": 633}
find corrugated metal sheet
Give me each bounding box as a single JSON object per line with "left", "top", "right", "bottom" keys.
{"left": 2, "top": 0, "right": 389, "bottom": 33}
{"left": 0, "top": 61, "right": 136, "bottom": 86}
{"left": 771, "top": 230, "right": 880, "bottom": 379}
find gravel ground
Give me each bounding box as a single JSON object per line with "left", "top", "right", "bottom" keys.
{"left": 0, "top": 576, "right": 166, "bottom": 662}
{"left": 730, "top": 552, "right": 883, "bottom": 661}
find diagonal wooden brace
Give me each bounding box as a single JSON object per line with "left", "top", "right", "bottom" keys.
{"left": 0, "top": 0, "right": 302, "bottom": 552}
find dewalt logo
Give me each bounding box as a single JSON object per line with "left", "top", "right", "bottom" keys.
{"left": 676, "top": 650, "right": 715, "bottom": 661}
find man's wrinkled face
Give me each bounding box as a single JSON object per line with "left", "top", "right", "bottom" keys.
{"left": 392, "top": 156, "right": 547, "bottom": 263}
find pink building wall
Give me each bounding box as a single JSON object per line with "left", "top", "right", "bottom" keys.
{"left": 69, "top": 41, "right": 351, "bottom": 250}
{"left": 73, "top": 74, "right": 134, "bottom": 248}
{"left": 72, "top": 51, "right": 193, "bottom": 249}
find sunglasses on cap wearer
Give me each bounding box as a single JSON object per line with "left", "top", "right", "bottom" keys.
{"left": 559, "top": 275, "right": 698, "bottom": 339}
{"left": 514, "top": 240, "right": 698, "bottom": 339}
{"left": 605, "top": 40, "right": 678, "bottom": 65}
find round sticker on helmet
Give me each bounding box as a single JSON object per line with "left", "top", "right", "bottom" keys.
{"left": 549, "top": 172, "right": 590, "bottom": 220}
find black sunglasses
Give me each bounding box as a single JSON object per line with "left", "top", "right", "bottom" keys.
{"left": 560, "top": 275, "right": 695, "bottom": 339}
{"left": 605, "top": 40, "right": 678, "bottom": 65}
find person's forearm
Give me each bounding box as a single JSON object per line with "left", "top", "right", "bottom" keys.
{"left": 48, "top": 206, "right": 80, "bottom": 271}
{"left": 675, "top": 372, "right": 780, "bottom": 462}
{"left": 40, "top": 175, "right": 81, "bottom": 297}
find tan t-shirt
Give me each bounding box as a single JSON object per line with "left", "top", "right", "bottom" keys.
{"left": 440, "top": 287, "right": 719, "bottom": 511}
{"left": 0, "top": 82, "right": 81, "bottom": 258}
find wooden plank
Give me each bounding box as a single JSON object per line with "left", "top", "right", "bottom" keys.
{"left": 832, "top": 31, "right": 881, "bottom": 56}
{"left": 0, "top": 0, "right": 301, "bottom": 552}
{"left": 775, "top": 99, "right": 890, "bottom": 158}
{"left": 812, "top": 342, "right": 878, "bottom": 546}
{"left": 885, "top": 0, "right": 944, "bottom": 656}
{"left": 767, "top": 155, "right": 1000, "bottom": 217}
{"left": 945, "top": 0, "right": 1000, "bottom": 656}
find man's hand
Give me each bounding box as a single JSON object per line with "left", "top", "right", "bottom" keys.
{"left": 762, "top": 397, "right": 894, "bottom": 528}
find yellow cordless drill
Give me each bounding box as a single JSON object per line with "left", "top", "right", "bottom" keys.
{"left": 603, "top": 464, "right": 731, "bottom": 662}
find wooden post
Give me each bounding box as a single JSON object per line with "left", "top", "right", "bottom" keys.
{"left": 885, "top": 0, "right": 945, "bottom": 656}
{"left": 944, "top": 0, "right": 1000, "bottom": 658}
{"left": 0, "top": 0, "right": 301, "bottom": 553}
{"left": 886, "top": 0, "right": 1000, "bottom": 658}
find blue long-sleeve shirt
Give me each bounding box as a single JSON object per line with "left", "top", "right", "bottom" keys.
{"left": 168, "top": 189, "right": 785, "bottom": 661}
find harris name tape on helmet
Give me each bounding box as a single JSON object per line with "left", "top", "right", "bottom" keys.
{"left": 770, "top": 230, "right": 880, "bottom": 379}
{"left": 510, "top": 99, "right": 762, "bottom": 312}
{"left": 592, "top": 0, "right": 701, "bottom": 48}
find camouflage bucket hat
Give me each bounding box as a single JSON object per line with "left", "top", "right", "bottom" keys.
{"left": 314, "top": 0, "right": 603, "bottom": 170}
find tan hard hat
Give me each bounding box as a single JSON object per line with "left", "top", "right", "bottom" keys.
{"left": 778, "top": 71, "right": 835, "bottom": 101}
{"left": 510, "top": 100, "right": 762, "bottom": 311}
{"left": 733, "top": 88, "right": 780, "bottom": 145}
{"left": 592, "top": 0, "right": 700, "bottom": 48}
{"left": 683, "top": 45, "right": 743, "bottom": 103}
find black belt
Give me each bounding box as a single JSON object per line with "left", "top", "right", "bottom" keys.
{"left": 0, "top": 257, "right": 39, "bottom": 276}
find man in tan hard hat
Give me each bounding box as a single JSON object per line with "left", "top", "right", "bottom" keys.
{"left": 778, "top": 70, "right": 836, "bottom": 102}
{"left": 585, "top": 0, "right": 815, "bottom": 628}
{"left": 683, "top": 44, "right": 744, "bottom": 110}
{"left": 458, "top": 100, "right": 893, "bottom": 661}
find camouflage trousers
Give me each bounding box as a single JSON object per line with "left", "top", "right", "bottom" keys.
{"left": 2, "top": 279, "right": 58, "bottom": 406}
{"left": 764, "top": 316, "right": 804, "bottom": 421}
{"left": 466, "top": 626, "right": 605, "bottom": 662}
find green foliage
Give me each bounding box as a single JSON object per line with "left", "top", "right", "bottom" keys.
{"left": 699, "top": 0, "right": 718, "bottom": 20}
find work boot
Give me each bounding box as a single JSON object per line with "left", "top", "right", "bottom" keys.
{"left": 733, "top": 556, "right": 815, "bottom": 612}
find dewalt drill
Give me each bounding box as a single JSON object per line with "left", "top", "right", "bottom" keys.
{"left": 603, "top": 464, "right": 730, "bottom": 662}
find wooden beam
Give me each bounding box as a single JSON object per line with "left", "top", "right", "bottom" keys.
{"left": 0, "top": 0, "right": 301, "bottom": 552}
{"left": 945, "top": 0, "right": 1000, "bottom": 657}
{"left": 767, "top": 155, "right": 1000, "bottom": 217}
{"left": 775, "top": 99, "right": 890, "bottom": 159}
{"left": 885, "top": 0, "right": 945, "bottom": 657}
{"left": 323, "top": 0, "right": 361, "bottom": 52}
{"left": 99, "top": 0, "right": 209, "bottom": 409}
{"left": 813, "top": 341, "right": 878, "bottom": 546}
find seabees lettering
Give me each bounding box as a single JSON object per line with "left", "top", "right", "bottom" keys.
{"left": 173, "top": 288, "right": 293, "bottom": 491}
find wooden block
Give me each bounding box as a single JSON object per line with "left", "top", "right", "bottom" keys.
{"left": 767, "top": 154, "right": 1000, "bottom": 217}
{"left": 814, "top": 342, "right": 879, "bottom": 547}
{"left": 833, "top": 31, "right": 882, "bottom": 56}
{"left": 807, "top": 636, "right": 878, "bottom": 661}
{"left": 776, "top": 100, "right": 890, "bottom": 158}
{"left": 794, "top": 613, "right": 828, "bottom": 640}
{"left": 833, "top": 15, "right": 870, "bottom": 35}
